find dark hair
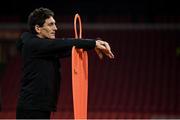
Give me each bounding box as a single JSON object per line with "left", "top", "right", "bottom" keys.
{"left": 28, "top": 7, "right": 54, "bottom": 34}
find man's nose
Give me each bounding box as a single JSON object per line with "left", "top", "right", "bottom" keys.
{"left": 53, "top": 25, "right": 57, "bottom": 31}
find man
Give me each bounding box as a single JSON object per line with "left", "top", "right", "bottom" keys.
{"left": 16, "top": 7, "right": 114, "bottom": 119}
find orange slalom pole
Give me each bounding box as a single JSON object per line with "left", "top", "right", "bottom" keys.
{"left": 72, "top": 14, "right": 88, "bottom": 119}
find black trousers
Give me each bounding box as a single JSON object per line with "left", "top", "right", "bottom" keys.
{"left": 16, "top": 108, "right": 51, "bottom": 119}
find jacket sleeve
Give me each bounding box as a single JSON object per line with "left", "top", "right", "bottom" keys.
{"left": 30, "top": 37, "right": 96, "bottom": 57}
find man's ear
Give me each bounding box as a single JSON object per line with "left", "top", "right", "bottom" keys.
{"left": 35, "top": 25, "right": 41, "bottom": 33}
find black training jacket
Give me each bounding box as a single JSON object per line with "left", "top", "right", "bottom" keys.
{"left": 16, "top": 32, "right": 95, "bottom": 111}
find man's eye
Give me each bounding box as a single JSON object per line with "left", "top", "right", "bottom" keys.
{"left": 52, "top": 23, "right": 55, "bottom": 25}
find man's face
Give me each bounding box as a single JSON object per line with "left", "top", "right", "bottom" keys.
{"left": 36, "top": 16, "right": 57, "bottom": 39}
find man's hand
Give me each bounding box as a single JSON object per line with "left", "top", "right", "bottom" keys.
{"left": 95, "top": 40, "right": 114, "bottom": 59}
